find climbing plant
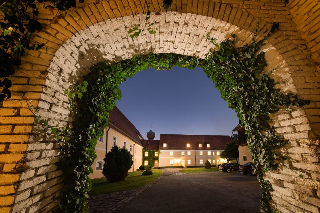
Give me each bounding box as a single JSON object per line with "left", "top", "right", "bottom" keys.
{"left": 0, "top": 0, "right": 85, "bottom": 102}
{"left": 1, "top": 0, "right": 308, "bottom": 212}
{"left": 0, "top": 0, "right": 172, "bottom": 102}
{"left": 142, "top": 149, "right": 160, "bottom": 168}
{"left": 57, "top": 23, "right": 308, "bottom": 212}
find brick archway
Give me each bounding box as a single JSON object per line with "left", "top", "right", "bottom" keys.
{"left": 0, "top": 1, "right": 319, "bottom": 212}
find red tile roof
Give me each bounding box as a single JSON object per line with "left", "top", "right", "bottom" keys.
{"left": 108, "top": 106, "right": 143, "bottom": 145}
{"left": 159, "top": 134, "right": 231, "bottom": 150}
{"left": 142, "top": 140, "right": 160, "bottom": 150}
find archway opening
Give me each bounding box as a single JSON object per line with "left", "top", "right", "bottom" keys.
{"left": 55, "top": 32, "right": 307, "bottom": 211}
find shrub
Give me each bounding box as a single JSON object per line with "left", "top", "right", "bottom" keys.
{"left": 205, "top": 160, "right": 211, "bottom": 169}
{"left": 139, "top": 165, "right": 145, "bottom": 171}
{"left": 103, "top": 146, "right": 133, "bottom": 182}
{"left": 142, "top": 170, "right": 153, "bottom": 176}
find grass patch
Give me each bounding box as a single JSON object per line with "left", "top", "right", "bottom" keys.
{"left": 180, "top": 167, "right": 219, "bottom": 174}
{"left": 89, "top": 169, "right": 162, "bottom": 195}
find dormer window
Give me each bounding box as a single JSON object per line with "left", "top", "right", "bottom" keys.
{"left": 187, "top": 143, "right": 190, "bottom": 147}
{"left": 199, "top": 144, "right": 202, "bottom": 148}
{"left": 207, "top": 143, "right": 210, "bottom": 148}
{"left": 163, "top": 143, "right": 167, "bottom": 147}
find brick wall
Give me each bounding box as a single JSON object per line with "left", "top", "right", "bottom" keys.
{"left": 0, "top": 1, "right": 319, "bottom": 212}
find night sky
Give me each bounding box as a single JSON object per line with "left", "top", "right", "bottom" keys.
{"left": 116, "top": 66, "right": 239, "bottom": 140}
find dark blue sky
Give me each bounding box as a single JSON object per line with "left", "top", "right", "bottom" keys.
{"left": 116, "top": 67, "right": 239, "bottom": 140}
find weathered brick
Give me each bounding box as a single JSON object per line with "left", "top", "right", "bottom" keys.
{"left": 15, "top": 189, "right": 31, "bottom": 203}
{"left": 12, "top": 194, "right": 42, "bottom": 212}
{"left": 0, "top": 144, "right": 6, "bottom": 151}
{"left": 0, "top": 108, "right": 18, "bottom": 116}
{"left": 0, "top": 185, "right": 15, "bottom": 195}
{"left": 18, "top": 176, "right": 46, "bottom": 191}
{"left": 3, "top": 163, "right": 17, "bottom": 172}
{"left": 47, "top": 170, "right": 63, "bottom": 179}
{"left": 13, "top": 126, "right": 33, "bottom": 134}
{"left": 0, "top": 195, "right": 14, "bottom": 206}
{"left": 0, "top": 154, "right": 24, "bottom": 163}
{"left": 26, "top": 158, "right": 52, "bottom": 168}
{"left": 0, "top": 174, "right": 20, "bottom": 185}
{"left": 0, "top": 135, "right": 29, "bottom": 143}
{"left": 33, "top": 177, "right": 61, "bottom": 194}
{"left": 0, "top": 125, "right": 12, "bottom": 134}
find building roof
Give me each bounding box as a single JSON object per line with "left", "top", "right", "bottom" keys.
{"left": 108, "top": 106, "right": 143, "bottom": 145}
{"left": 159, "top": 134, "right": 231, "bottom": 150}
{"left": 142, "top": 140, "right": 160, "bottom": 150}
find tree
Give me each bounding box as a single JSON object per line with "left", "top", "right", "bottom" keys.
{"left": 103, "top": 146, "right": 133, "bottom": 182}
{"left": 205, "top": 160, "right": 211, "bottom": 169}
{"left": 221, "top": 140, "right": 239, "bottom": 162}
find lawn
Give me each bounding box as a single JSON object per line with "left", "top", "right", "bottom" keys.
{"left": 180, "top": 167, "right": 219, "bottom": 174}
{"left": 89, "top": 169, "right": 162, "bottom": 195}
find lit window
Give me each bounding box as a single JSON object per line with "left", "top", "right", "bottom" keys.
{"left": 98, "top": 137, "right": 103, "bottom": 143}
{"left": 207, "top": 144, "right": 210, "bottom": 148}
{"left": 170, "top": 160, "right": 173, "bottom": 165}
{"left": 243, "top": 156, "right": 247, "bottom": 162}
{"left": 145, "top": 152, "right": 148, "bottom": 157}
{"left": 188, "top": 160, "right": 191, "bottom": 165}
{"left": 170, "top": 151, "right": 173, "bottom": 156}
{"left": 200, "top": 159, "right": 203, "bottom": 164}
{"left": 199, "top": 144, "right": 202, "bottom": 147}
{"left": 181, "top": 151, "right": 185, "bottom": 156}
{"left": 208, "top": 151, "right": 211, "bottom": 155}
{"left": 155, "top": 160, "right": 158, "bottom": 164}
{"left": 130, "top": 145, "right": 132, "bottom": 152}
{"left": 208, "top": 159, "right": 211, "bottom": 163}
{"left": 96, "top": 161, "right": 103, "bottom": 170}
{"left": 123, "top": 142, "right": 126, "bottom": 149}
{"left": 113, "top": 136, "right": 116, "bottom": 146}
{"left": 187, "top": 143, "right": 190, "bottom": 147}
{"left": 163, "top": 143, "right": 167, "bottom": 147}
{"left": 187, "top": 151, "right": 191, "bottom": 156}
{"left": 212, "top": 160, "right": 215, "bottom": 163}
{"left": 212, "top": 152, "right": 215, "bottom": 155}
{"left": 144, "top": 161, "right": 148, "bottom": 166}
{"left": 200, "top": 151, "right": 203, "bottom": 156}
{"left": 217, "top": 151, "right": 220, "bottom": 155}
{"left": 155, "top": 152, "right": 158, "bottom": 157}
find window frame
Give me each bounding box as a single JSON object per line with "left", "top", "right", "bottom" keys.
{"left": 98, "top": 137, "right": 104, "bottom": 143}
{"left": 113, "top": 136, "right": 117, "bottom": 146}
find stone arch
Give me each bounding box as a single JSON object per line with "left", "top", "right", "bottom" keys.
{"left": 0, "top": 1, "right": 319, "bottom": 212}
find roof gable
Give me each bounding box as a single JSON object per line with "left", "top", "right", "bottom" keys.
{"left": 108, "top": 107, "right": 143, "bottom": 145}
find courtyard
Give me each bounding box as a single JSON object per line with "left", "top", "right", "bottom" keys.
{"left": 89, "top": 168, "right": 262, "bottom": 213}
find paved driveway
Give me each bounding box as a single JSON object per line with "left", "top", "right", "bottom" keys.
{"left": 119, "top": 169, "right": 262, "bottom": 213}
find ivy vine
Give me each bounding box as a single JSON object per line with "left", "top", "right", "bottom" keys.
{"left": 0, "top": 0, "right": 85, "bottom": 102}
{"left": 142, "top": 150, "right": 160, "bottom": 168}
{"left": 1, "top": 0, "right": 308, "bottom": 212}
{"left": 57, "top": 24, "right": 308, "bottom": 212}
{"left": 0, "top": 0, "right": 172, "bottom": 102}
